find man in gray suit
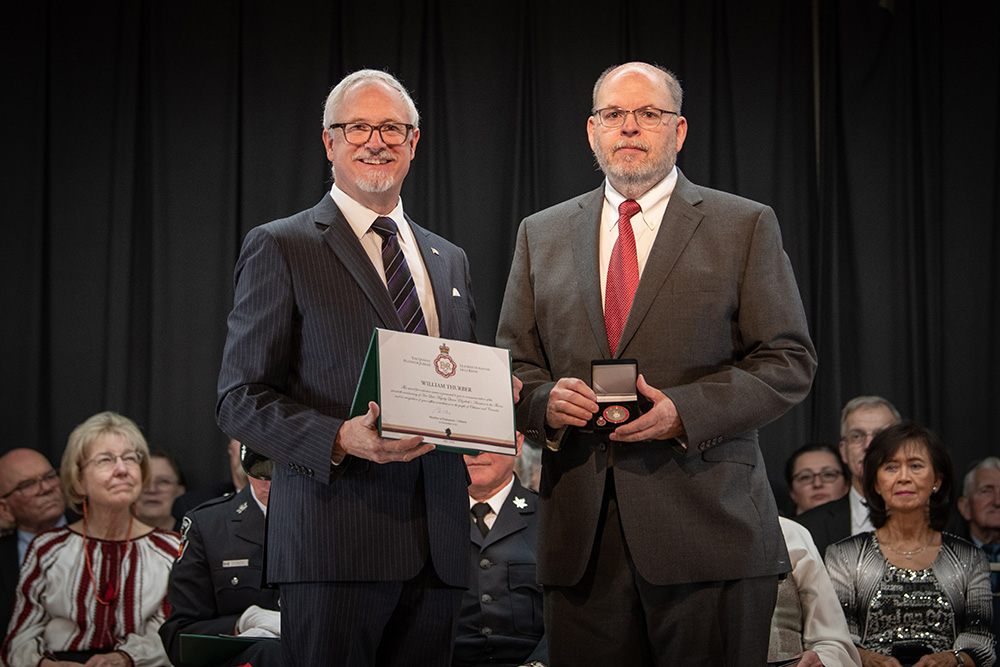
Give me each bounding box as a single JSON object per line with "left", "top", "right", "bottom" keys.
{"left": 496, "top": 62, "right": 817, "bottom": 665}
{"left": 218, "top": 70, "right": 478, "bottom": 666}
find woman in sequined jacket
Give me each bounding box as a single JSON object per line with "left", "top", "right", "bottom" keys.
{"left": 826, "top": 422, "right": 994, "bottom": 667}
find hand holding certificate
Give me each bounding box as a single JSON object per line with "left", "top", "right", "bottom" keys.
{"left": 349, "top": 329, "right": 518, "bottom": 457}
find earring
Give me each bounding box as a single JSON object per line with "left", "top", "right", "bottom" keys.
{"left": 932, "top": 486, "right": 938, "bottom": 493}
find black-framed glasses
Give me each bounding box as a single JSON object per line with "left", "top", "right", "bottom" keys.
{"left": 1, "top": 469, "right": 60, "bottom": 499}
{"left": 593, "top": 106, "right": 678, "bottom": 129}
{"left": 791, "top": 468, "right": 844, "bottom": 487}
{"left": 328, "top": 122, "right": 414, "bottom": 146}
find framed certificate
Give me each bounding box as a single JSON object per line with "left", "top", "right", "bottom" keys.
{"left": 350, "top": 329, "right": 517, "bottom": 456}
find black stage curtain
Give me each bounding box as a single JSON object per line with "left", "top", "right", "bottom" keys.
{"left": 2, "top": 0, "right": 997, "bottom": 500}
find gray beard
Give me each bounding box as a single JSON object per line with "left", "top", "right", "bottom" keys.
{"left": 593, "top": 144, "right": 674, "bottom": 198}
{"left": 354, "top": 172, "right": 395, "bottom": 193}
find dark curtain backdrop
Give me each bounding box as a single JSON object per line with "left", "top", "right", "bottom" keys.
{"left": 2, "top": 0, "right": 997, "bottom": 506}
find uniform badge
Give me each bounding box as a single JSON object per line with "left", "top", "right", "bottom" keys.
{"left": 237, "top": 501, "right": 248, "bottom": 514}
{"left": 177, "top": 515, "right": 193, "bottom": 561}
{"left": 513, "top": 496, "right": 527, "bottom": 509}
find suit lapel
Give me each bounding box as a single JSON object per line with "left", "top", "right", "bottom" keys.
{"left": 315, "top": 197, "right": 403, "bottom": 330}
{"left": 232, "top": 489, "right": 266, "bottom": 547}
{"left": 407, "top": 217, "right": 454, "bottom": 337}
{"left": 482, "top": 478, "right": 533, "bottom": 549}
{"left": 616, "top": 171, "right": 704, "bottom": 356}
{"left": 570, "top": 187, "right": 613, "bottom": 358}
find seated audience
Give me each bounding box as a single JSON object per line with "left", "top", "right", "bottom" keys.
{"left": 513, "top": 442, "right": 541, "bottom": 493}
{"left": 1, "top": 411, "right": 180, "bottom": 667}
{"left": 826, "top": 422, "right": 995, "bottom": 667}
{"left": 958, "top": 457, "right": 1000, "bottom": 641}
{"left": 455, "top": 436, "right": 546, "bottom": 667}
{"left": 170, "top": 438, "right": 247, "bottom": 524}
{"left": 159, "top": 465, "right": 282, "bottom": 667}
{"left": 0, "top": 449, "right": 69, "bottom": 633}
{"left": 769, "top": 517, "right": 862, "bottom": 666}
{"left": 136, "top": 449, "right": 187, "bottom": 531}
{"left": 795, "top": 395, "right": 901, "bottom": 556}
{"left": 786, "top": 443, "right": 851, "bottom": 516}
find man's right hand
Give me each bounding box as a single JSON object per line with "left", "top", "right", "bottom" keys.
{"left": 332, "top": 402, "right": 435, "bottom": 465}
{"left": 545, "top": 377, "right": 598, "bottom": 429}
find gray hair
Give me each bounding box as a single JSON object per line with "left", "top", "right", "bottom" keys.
{"left": 839, "top": 395, "right": 901, "bottom": 438}
{"left": 322, "top": 69, "right": 420, "bottom": 129}
{"left": 962, "top": 456, "right": 1000, "bottom": 497}
{"left": 592, "top": 62, "right": 684, "bottom": 114}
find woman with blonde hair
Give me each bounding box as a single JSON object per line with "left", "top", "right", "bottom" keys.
{"left": 2, "top": 411, "right": 180, "bottom": 667}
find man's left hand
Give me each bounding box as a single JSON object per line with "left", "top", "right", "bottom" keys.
{"left": 512, "top": 374, "right": 522, "bottom": 403}
{"left": 609, "top": 374, "right": 684, "bottom": 442}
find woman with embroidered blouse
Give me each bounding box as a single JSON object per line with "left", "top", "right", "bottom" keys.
{"left": 826, "top": 422, "right": 995, "bottom": 667}
{"left": 1, "top": 412, "right": 180, "bottom": 667}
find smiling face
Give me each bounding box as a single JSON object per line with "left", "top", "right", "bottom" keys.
{"left": 788, "top": 450, "right": 850, "bottom": 514}
{"left": 322, "top": 81, "right": 419, "bottom": 214}
{"left": 76, "top": 433, "right": 145, "bottom": 511}
{"left": 135, "top": 456, "right": 185, "bottom": 528}
{"left": 874, "top": 440, "right": 943, "bottom": 517}
{"left": 587, "top": 64, "right": 687, "bottom": 199}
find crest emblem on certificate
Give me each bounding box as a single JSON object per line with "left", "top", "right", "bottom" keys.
{"left": 434, "top": 343, "right": 457, "bottom": 378}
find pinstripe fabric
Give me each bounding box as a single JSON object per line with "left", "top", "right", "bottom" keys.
{"left": 826, "top": 532, "right": 996, "bottom": 666}
{"left": 217, "top": 195, "right": 476, "bottom": 589}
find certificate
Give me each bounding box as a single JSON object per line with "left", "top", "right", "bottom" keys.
{"left": 350, "top": 328, "right": 517, "bottom": 456}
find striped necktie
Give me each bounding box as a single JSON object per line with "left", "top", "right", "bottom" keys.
{"left": 371, "top": 217, "right": 428, "bottom": 335}
{"left": 605, "top": 199, "right": 641, "bottom": 356}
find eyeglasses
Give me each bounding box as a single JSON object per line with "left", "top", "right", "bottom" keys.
{"left": 328, "top": 122, "right": 414, "bottom": 146}
{"left": 592, "top": 106, "right": 678, "bottom": 130}
{"left": 0, "top": 469, "right": 60, "bottom": 499}
{"left": 81, "top": 451, "right": 143, "bottom": 471}
{"left": 791, "top": 469, "right": 844, "bottom": 486}
{"left": 843, "top": 429, "right": 884, "bottom": 446}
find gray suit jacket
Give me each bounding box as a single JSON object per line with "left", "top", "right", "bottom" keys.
{"left": 496, "top": 170, "right": 817, "bottom": 587}
{"left": 217, "top": 195, "right": 476, "bottom": 587}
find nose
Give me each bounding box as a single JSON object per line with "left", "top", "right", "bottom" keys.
{"left": 364, "top": 128, "right": 388, "bottom": 149}
{"left": 811, "top": 475, "right": 824, "bottom": 488}
{"left": 620, "top": 113, "right": 641, "bottom": 135}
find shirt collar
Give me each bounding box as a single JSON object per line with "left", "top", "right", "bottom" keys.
{"left": 469, "top": 474, "right": 516, "bottom": 517}
{"left": 602, "top": 166, "right": 678, "bottom": 233}
{"left": 330, "top": 182, "right": 406, "bottom": 239}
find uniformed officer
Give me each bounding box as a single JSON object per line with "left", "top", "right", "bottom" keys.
{"left": 159, "top": 470, "right": 283, "bottom": 667}
{"left": 455, "top": 436, "right": 547, "bottom": 667}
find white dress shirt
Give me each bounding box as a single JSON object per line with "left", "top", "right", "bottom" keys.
{"left": 330, "top": 184, "right": 440, "bottom": 337}
{"left": 468, "top": 475, "right": 516, "bottom": 531}
{"left": 849, "top": 486, "right": 874, "bottom": 535}
{"left": 599, "top": 167, "right": 678, "bottom": 309}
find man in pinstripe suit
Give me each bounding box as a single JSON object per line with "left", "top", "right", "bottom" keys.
{"left": 217, "top": 70, "right": 480, "bottom": 667}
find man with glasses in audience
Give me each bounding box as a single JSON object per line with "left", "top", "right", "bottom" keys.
{"left": 958, "top": 456, "right": 1000, "bottom": 639}
{"left": 0, "top": 449, "right": 69, "bottom": 633}
{"left": 218, "top": 69, "right": 481, "bottom": 666}
{"left": 794, "top": 395, "right": 900, "bottom": 556}
{"left": 496, "top": 61, "right": 816, "bottom": 665}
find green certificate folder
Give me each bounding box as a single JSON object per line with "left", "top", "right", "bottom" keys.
{"left": 179, "top": 634, "right": 265, "bottom": 665}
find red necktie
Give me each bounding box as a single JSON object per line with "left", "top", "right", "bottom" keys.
{"left": 605, "top": 199, "right": 641, "bottom": 356}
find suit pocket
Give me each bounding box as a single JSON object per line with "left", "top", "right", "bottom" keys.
{"left": 508, "top": 562, "right": 543, "bottom": 636}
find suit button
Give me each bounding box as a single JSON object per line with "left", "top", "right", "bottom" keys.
{"left": 598, "top": 442, "right": 606, "bottom": 451}
{"left": 479, "top": 558, "right": 492, "bottom": 570}
{"left": 231, "top": 577, "right": 239, "bottom": 586}
{"left": 481, "top": 593, "right": 493, "bottom": 604}
{"left": 699, "top": 443, "right": 708, "bottom": 451}
{"left": 481, "top": 626, "right": 493, "bottom": 636}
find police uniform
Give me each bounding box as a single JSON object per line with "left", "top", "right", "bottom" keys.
{"left": 454, "top": 476, "right": 547, "bottom": 667}
{"left": 159, "top": 485, "right": 282, "bottom": 667}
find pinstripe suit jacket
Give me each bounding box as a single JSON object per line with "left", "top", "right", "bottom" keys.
{"left": 496, "top": 170, "right": 817, "bottom": 587}
{"left": 217, "top": 195, "right": 476, "bottom": 587}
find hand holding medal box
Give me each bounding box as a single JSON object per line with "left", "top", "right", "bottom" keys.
{"left": 350, "top": 328, "right": 518, "bottom": 456}
{"left": 587, "top": 359, "right": 644, "bottom": 432}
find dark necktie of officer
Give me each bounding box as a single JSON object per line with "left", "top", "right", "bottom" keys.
{"left": 471, "top": 502, "right": 492, "bottom": 538}
{"left": 371, "top": 216, "right": 428, "bottom": 335}
{"left": 982, "top": 543, "right": 1000, "bottom": 592}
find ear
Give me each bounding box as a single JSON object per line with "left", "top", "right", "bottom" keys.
{"left": 408, "top": 127, "right": 420, "bottom": 159}
{"left": 957, "top": 496, "right": 972, "bottom": 521}
{"left": 674, "top": 115, "right": 688, "bottom": 152}
{"left": 586, "top": 115, "right": 597, "bottom": 153}
{"left": 322, "top": 128, "right": 336, "bottom": 161}
{"left": 0, "top": 499, "right": 14, "bottom": 524}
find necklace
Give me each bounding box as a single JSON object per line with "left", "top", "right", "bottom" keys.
{"left": 82, "top": 513, "right": 134, "bottom": 605}
{"left": 878, "top": 530, "right": 933, "bottom": 559}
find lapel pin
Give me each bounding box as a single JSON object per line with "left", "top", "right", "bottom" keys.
{"left": 452, "top": 287, "right": 461, "bottom": 297}
{"left": 513, "top": 496, "right": 527, "bottom": 509}
{"left": 431, "top": 247, "right": 440, "bottom": 255}
{"left": 237, "top": 501, "right": 248, "bottom": 514}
